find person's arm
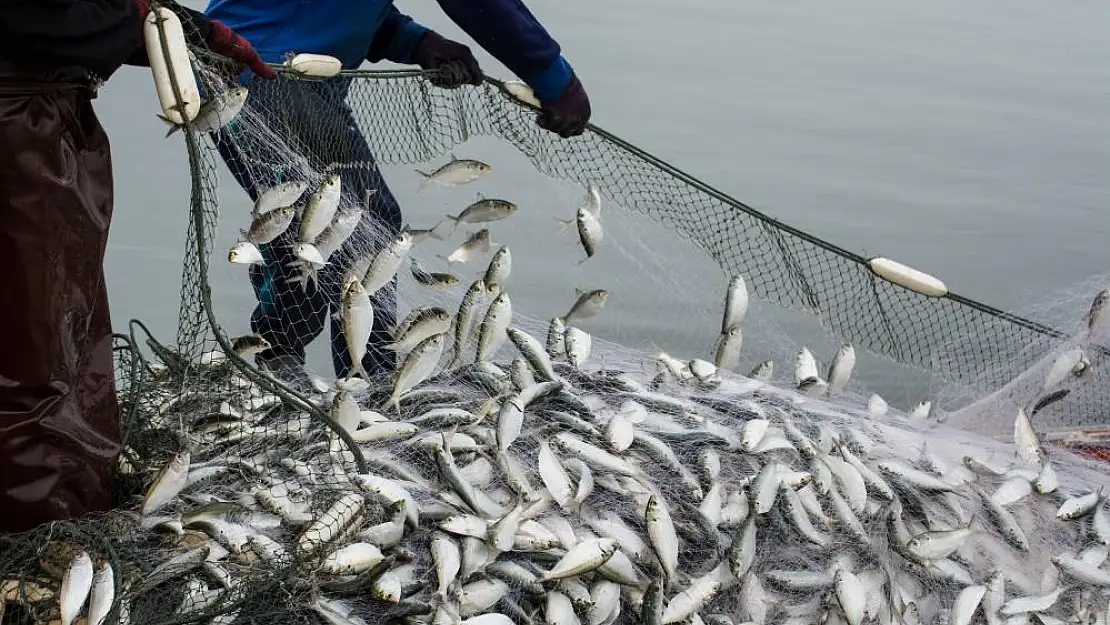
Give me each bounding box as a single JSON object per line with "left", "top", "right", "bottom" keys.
{"left": 433, "top": 0, "right": 573, "bottom": 103}
{"left": 366, "top": 5, "right": 431, "bottom": 64}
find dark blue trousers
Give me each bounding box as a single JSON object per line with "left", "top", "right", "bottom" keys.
{"left": 211, "top": 76, "right": 401, "bottom": 379}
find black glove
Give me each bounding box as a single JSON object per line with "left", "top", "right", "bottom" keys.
{"left": 537, "top": 73, "right": 591, "bottom": 138}
{"left": 411, "top": 31, "right": 483, "bottom": 88}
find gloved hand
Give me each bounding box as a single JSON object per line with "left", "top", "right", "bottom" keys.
{"left": 537, "top": 73, "right": 591, "bottom": 138}
{"left": 412, "top": 31, "right": 484, "bottom": 89}
{"left": 132, "top": 0, "right": 276, "bottom": 80}
{"left": 205, "top": 21, "right": 277, "bottom": 79}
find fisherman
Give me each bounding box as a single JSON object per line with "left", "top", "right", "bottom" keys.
{"left": 206, "top": 0, "right": 593, "bottom": 389}
{"left": 0, "top": 1, "right": 274, "bottom": 536}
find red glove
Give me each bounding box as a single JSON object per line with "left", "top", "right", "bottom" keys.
{"left": 206, "top": 20, "right": 277, "bottom": 80}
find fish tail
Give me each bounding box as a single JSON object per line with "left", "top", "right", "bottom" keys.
{"left": 554, "top": 216, "right": 575, "bottom": 235}
{"left": 444, "top": 214, "right": 461, "bottom": 235}
{"left": 157, "top": 114, "right": 182, "bottom": 138}
{"left": 428, "top": 220, "right": 445, "bottom": 241}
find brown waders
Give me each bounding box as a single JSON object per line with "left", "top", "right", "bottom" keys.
{"left": 0, "top": 60, "right": 120, "bottom": 534}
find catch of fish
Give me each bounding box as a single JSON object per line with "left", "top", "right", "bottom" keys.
{"left": 18, "top": 89, "right": 1110, "bottom": 625}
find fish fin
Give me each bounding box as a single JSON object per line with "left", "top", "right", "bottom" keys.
{"left": 427, "top": 220, "right": 445, "bottom": 241}
{"left": 449, "top": 152, "right": 459, "bottom": 163}
{"left": 476, "top": 191, "right": 485, "bottom": 201}
{"left": 574, "top": 288, "right": 585, "bottom": 298}
{"left": 444, "top": 214, "right": 461, "bottom": 235}
{"left": 554, "top": 216, "right": 575, "bottom": 235}
{"left": 415, "top": 170, "right": 431, "bottom": 191}
{"left": 157, "top": 115, "right": 183, "bottom": 138}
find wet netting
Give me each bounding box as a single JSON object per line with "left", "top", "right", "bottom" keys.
{"left": 4, "top": 10, "right": 1110, "bottom": 625}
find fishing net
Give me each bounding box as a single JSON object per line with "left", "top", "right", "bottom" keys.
{"left": 5, "top": 8, "right": 1110, "bottom": 625}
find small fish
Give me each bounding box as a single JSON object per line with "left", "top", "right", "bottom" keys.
{"left": 252, "top": 180, "right": 308, "bottom": 217}
{"left": 826, "top": 344, "right": 856, "bottom": 398}
{"left": 714, "top": 324, "right": 743, "bottom": 371}
{"left": 1013, "top": 408, "right": 1045, "bottom": 466}
{"left": 547, "top": 317, "right": 568, "bottom": 361}
{"left": 507, "top": 327, "right": 559, "bottom": 382}
{"left": 1044, "top": 347, "right": 1085, "bottom": 391}
{"left": 411, "top": 259, "right": 459, "bottom": 290}
{"left": 722, "top": 276, "right": 750, "bottom": 332}
{"left": 905, "top": 518, "right": 977, "bottom": 560}
{"left": 87, "top": 562, "right": 114, "bottom": 625}
{"left": 1057, "top": 489, "right": 1103, "bottom": 520}
{"left": 484, "top": 246, "right": 512, "bottom": 295}
{"left": 228, "top": 241, "right": 263, "bottom": 265}
{"left": 320, "top": 543, "right": 385, "bottom": 575}
{"left": 231, "top": 334, "right": 270, "bottom": 359}
{"left": 541, "top": 538, "right": 619, "bottom": 581}
{"left": 314, "top": 203, "right": 363, "bottom": 260}
{"left": 339, "top": 280, "right": 375, "bottom": 381}
{"left": 59, "top": 551, "right": 94, "bottom": 625}
{"left": 580, "top": 183, "right": 602, "bottom": 219}
{"left": 143, "top": 451, "right": 191, "bottom": 516}
{"left": 1085, "top": 288, "right": 1110, "bottom": 338}
{"left": 386, "top": 307, "right": 452, "bottom": 353}
{"left": 749, "top": 360, "right": 773, "bottom": 381}
{"left": 159, "top": 86, "right": 249, "bottom": 137}
{"left": 416, "top": 154, "right": 491, "bottom": 190}
{"left": 476, "top": 292, "right": 513, "bottom": 362}
{"left": 794, "top": 347, "right": 820, "bottom": 388}
{"left": 834, "top": 569, "right": 866, "bottom": 625}
{"left": 386, "top": 333, "right": 446, "bottom": 412}
{"left": 565, "top": 289, "right": 610, "bottom": 324}
{"left": 298, "top": 173, "right": 342, "bottom": 245}
{"left": 450, "top": 279, "right": 485, "bottom": 366}
{"left": 443, "top": 229, "right": 494, "bottom": 265}
{"left": 446, "top": 195, "right": 517, "bottom": 233}
{"left": 362, "top": 231, "right": 414, "bottom": 294}
{"left": 573, "top": 207, "right": 604, "bottom": 261}
{"left": 645, "top": 495, "right": 679, "bottom": 584}
{"left": 403, "top": 221, "right": 445, "bottom": 243}
{"left": 243, "top": 206, "right": 296, "bottom": 245}
{"left": 565, "top": 327, "right": 592, "bottom": 368}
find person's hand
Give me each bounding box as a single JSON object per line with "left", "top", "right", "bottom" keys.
{"left": 538, "top": 73, "right": 591, "bottom": 138}
{"left": 206, "top": 20, "right": 277, "bottom": 80}
{"left": 412, "top": 31, "right": 483, "bottom": 89}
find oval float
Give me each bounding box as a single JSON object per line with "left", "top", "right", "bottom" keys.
{"left": 285, "top": 53, "right": 343, "bottom": 79}
{"left": 143, "top": 7, "right": 200, "bottom": 126}
{"left": 868, "top": 257, "right": 948, "bottom": 297}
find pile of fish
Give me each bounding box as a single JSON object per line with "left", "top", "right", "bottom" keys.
{"left": 11, "top": 87, "right": 1110, "bottom": 625}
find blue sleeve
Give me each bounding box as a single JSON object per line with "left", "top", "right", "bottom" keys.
{"left": 434, "top": 0, "right": 575, "bottom": 102}
{"left": 367, "top": 4, "right": 431, "bottom": 64}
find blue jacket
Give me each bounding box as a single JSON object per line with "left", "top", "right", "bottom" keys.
{"left": 204, "top": 0, "right": 575, "bottom": 102}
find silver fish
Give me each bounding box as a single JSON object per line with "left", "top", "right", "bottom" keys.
{"left": 714, "top": 324, "right": 743, "bottom": 371}
{"left": 443, "top": 229, "right": 493, "bottom": 265}
{"left": 1085, "top": 288, "right": 1110, "bottom": 338}
{"left": 403, "top": 220, "right": 445, "bottom": 243}
{"left": 826, "top": 344, "right": 856, "bottom": 398}
{"left": 160, "top": 86, "right": 249, "bottom": 136}
{"left": 565, "top": 289, "right": 610, "bottom": 324}
{"left": 450, "top": 279, "right": 486, "bottom": 366}
{"left": 298, "top": 173, "right": 342, "bottom": 245}
{"left": 386, "top": 333, "right": 446, "bottom": 412}
{"left": 340, "top": 280, "right": 375, "bottom": 381}
{"left": 386, "top": 307, "right": 452, "bottom": 353}
{"left": 446, "top": 195, "right": 517, "bottom": 233}
{"left": 573, "top": 207, "right": 603, "bottom": 261}
{"left": 59, "top": 551, "right": 94, "bottom": 625}
{"left": 244, "top": 205, "right": 296, "bottom": 245}
{"left": 252, "top": 180, "right": 308, "bottom": 217}
{"left": 476, "top": 292, "right": 513, "bottom": 362}
{"left": 722, "top": 275, "right": 749, "bottom": 332}
{"left": 362, "top": 231, "right": 414, "bottom": 294}
{"left": 411, "top": 259, "right": 459, "bottom": 291}
{"left": 143, "top": 451, "right": 190, "bottom": 516}
{"left": 483, "top": 246, "right": 512, "bottom": 295}
{"left": 228, "top": 241, "right": 264, "bottom": 265}
{"left": 416, "top": 154, "right": 491, "bottom": 190}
